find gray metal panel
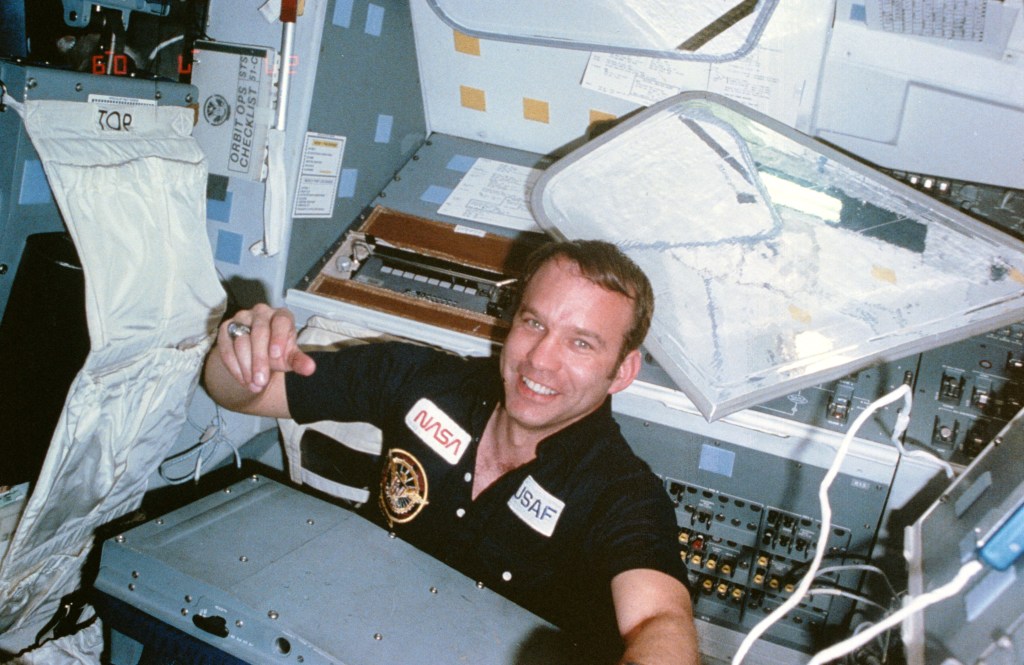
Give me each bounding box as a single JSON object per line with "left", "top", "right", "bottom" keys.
{"left": 16, "top": 65, "right": 195, "bottom": 106}
{"left": 96, "top": 476, "right": 564, "bottom": 665}
{"left": 373, "top": 132, "right": 551, "bottom": 237}
{"left": 0, "top": 64, "right": 60, "bottom": 318}
{"left": 286, "top": 0, "right": 429, "bottom": 290}
{"left": 905, "top": 412, "right": 1024, "bottom": 665}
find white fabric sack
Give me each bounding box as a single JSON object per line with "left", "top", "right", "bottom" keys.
{"left": 277, "top": 316, "right": 390, "bottom": 504}
{"left": 0, "top": 99, "right": 226, "bottom": 646}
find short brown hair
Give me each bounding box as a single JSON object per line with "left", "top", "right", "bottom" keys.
{"left": 520, "top": 240, "right": 654, "bottom": 361}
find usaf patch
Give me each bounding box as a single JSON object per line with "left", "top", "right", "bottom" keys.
{"left": 404, "top": 398, "right": 470, "bottom": 465}
{"left": 508, "top": 476, "right": 564, "bottom": 537}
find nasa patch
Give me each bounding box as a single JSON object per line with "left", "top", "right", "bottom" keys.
{"left": 404, "top": 398, "right": 470, "bottom": 465}
{"left": 507, "top": 476, "right": 564, "bottom": 538}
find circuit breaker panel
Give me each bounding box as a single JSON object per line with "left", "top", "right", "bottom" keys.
{"left": 750, "top": 320, "right": 1024, "bottom": 468}
{"left": 907, "top": 322, "right": 1024, "bottom": 462}
{"left": 617, "top": 413, "right": 894, "bottom": 654}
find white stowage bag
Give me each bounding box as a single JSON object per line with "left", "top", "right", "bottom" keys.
{"left": 277, "top": 316, "right": 389, "bottom": 505}
{"left": 0, "top": 99, "right": 226, "bottom": 659}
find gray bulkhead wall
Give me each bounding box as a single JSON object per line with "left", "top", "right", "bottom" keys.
{"left": 284, "top": 0, "right": 428, "bottom": 290}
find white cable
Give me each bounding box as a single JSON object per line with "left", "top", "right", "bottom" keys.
{"left": 159, "top": 408, "right": 241, "bottom": 484}
{"left": 731, "top": 384, "right": 913, "bottom": 665}
{"left": 148, "top": 35, "right": 184, "bottom": 63}
{"left": 807, "top": 559, "right": 984, "bottom": 665}
{"left": 815, "top": 564, "right": 901, "bottom": 601}
{"left": 888, "top": 409, "right": 955, "bottom": 479}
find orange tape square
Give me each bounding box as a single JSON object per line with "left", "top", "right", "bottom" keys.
{"left": 453, "top": 31, "right": 481, "bottom": 56}
{"left": 460, "top": 86, "right": 487, "bottom": 111}
{"left": 523, "top": 98, "right": 550, "bottom": 124}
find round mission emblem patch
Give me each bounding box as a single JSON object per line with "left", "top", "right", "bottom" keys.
{"left": 379, "top": 449, "right": 429, "bottom": 526}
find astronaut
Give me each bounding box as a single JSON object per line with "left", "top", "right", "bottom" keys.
{"left": 204, "top": 240, "right": 699, "bottom": 664}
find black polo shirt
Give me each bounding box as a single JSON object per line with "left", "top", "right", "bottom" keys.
{"left": 286, "top": 342, "right": 686, "bottom": 661}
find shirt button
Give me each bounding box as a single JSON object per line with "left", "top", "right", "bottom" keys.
{"left": 463, "top": 472, "right": 472, "bottom": 482}
{"left": 502, "top": 571, "right": 512, "bottom": 582}
{"left": 456, "top": 508, "right": 466, "bottom": 518}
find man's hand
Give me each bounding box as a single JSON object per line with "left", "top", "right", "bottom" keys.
{"left": 203, "top": 304, "right": 316, "bottom": 418}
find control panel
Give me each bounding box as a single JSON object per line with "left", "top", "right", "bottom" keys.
{"left": 617, "top": 413, "right": 895, "bottom": 654}
{"left": 746, "top": 321, "right": 1024, "bottom": 467}
{"left": 907, "top": 323, "right": 1024, "bottom": 461}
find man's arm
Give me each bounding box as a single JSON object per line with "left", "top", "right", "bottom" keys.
{"left": 202, "top": 304, "right": 316, "bottom": 418}
{"left": 612, "top": 568, "right": 700, "bottom": 665}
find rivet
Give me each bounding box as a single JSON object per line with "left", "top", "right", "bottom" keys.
{"left": 429, "top": 586, "right": 438, "bottom": 594}
{"left": 240, "top": 555, "right": 248, "bottom": 562}
{"left": 476, "top": 581, "right": 485, "bottom": 589}
{"left": 181, "top": 608, "right": 188, "bottom": 616}
{"left": 307, "top": 519, "right": 315, "bottom": 525}
{"left": 374, "top": 633, "right": 383, "bottom": 641}
{"left": 268, "top": 610, "right": 279, "bottom": 620}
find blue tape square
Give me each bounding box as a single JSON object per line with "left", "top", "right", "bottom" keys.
{"left": 446, "top": 155, "right": 477, "bottom": 173}
{"left": 332, "top": 0, "right": 354, "bottom": 27}
{"left": 18, "top": 160, "right": 51, "bottom": 205}
{"left": 374, "top": 114, "right": 394, "bottom": 144}
{"left": 849, "top": 3, "right": 866, "bottom": 21}
{"left": 338, "top": 168, "right": 358, "bottom": 198}
{"left": 206, "top": 191, "right": 233, "bottom": 223}
{"left": 365, "top": 4, "right": 384, "bottom": 36}
{"left": 698, "top": 444, "right": 735, "bottom": 478}
{"left": 421, "top": 185, "right": 452, "bottom": 204}
{"left": 215, "top": 229, "right": 244, "bottom": 265}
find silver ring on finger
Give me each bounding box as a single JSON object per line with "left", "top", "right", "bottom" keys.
{"left": 227, "top": 321, "right": 252, "bottom": 339}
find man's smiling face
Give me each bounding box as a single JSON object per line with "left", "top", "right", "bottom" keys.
{"left": 498, "top": 256, "right": 640, "bottom": 442}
